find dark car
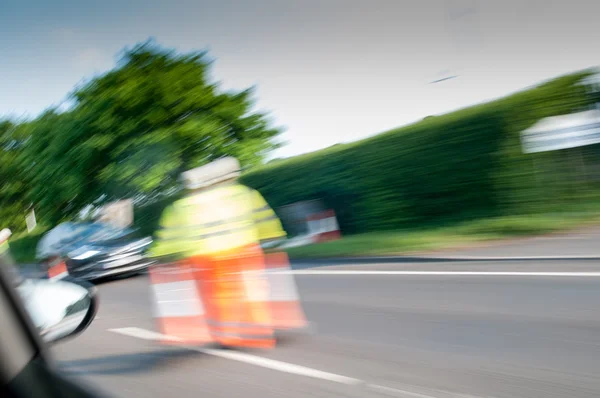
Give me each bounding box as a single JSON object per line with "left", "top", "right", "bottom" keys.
{"left": 36, "top": 222, "right": 155, "bottom": 281}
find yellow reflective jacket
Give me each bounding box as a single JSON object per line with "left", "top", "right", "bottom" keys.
{"left": 0, "top": 241, "right": 8, "bottom": 255}
{"left": 149, "top": 183, "right": 286, "bottom": 259}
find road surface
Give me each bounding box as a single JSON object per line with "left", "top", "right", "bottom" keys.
{"left": 49, "top": 260, "right": 600, "bottom": 398}
{"left": 419, "top": 225, "right": 600, "bottom": 259}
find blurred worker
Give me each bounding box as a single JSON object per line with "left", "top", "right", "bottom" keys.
{"left": 150, "top": 157, "right": 287, "bottom": 348}
{"left": 0, "top": 228, "right": 24, "bottom": 286}
{"left": 0, "top": 228, "right": 11, "bottom": 254}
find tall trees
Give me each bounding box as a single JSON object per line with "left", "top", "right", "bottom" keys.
{"left": 2, "top": 41, "right": 281, "bottom": 229}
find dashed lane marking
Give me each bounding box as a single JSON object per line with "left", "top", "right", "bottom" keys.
{"left": 108, "top": 327, "right": 489, "bottom": 398}
{"left": 281, "top": 270, "right": 600, "bottom": 277}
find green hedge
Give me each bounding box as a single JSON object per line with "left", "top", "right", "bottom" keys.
{"left": 241, "top": 71, "right": 596, "bottom": 234}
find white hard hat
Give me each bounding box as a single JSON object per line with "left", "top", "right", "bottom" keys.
{"left": 0, "top": 228, "right": 12, "bottom": 243}
{"left": 181, "top": 157, "right": 241, "bottom": 190}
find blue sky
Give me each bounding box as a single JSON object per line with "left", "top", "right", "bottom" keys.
{"left": 2, "top": 0, "right": 599, "bottom": 158}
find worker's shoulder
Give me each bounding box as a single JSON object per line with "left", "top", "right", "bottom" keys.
{"left": 168, "top": 197, "right": 188, "bottom": 208}
{"left": 178, "top": 183, "right": 254, "bottom": 204}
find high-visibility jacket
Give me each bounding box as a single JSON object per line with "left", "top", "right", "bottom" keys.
{"left": 0, "top": 241, "right": 8, "bottom": 255}
{"left": 149, "top": 183, "right": 286, "bottom": 259}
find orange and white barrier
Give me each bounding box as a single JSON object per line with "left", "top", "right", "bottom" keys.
{"left": 306, "top": 210, "right": 341, "bottom": 243}
{"left": 264, "top": 252, "right": 307, "bottom": 330}
{"left": 149, "top": 262, "right": 212, "bottom": 345}
{"left": 47, "top": 260, "right": 69, "bottom": 280}
{"left": 149, "top": 246, "right": 307, "bottom": 348}
{"left": 201, "top": 246, "right": 276, "bottom": 349}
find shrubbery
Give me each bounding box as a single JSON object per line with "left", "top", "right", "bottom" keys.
{"left": 241, "top": 71, "right": 597, "bottom": 234}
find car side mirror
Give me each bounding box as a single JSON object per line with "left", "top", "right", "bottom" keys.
{"left": 16, "top": 278, "right": 98, "bottom": 344}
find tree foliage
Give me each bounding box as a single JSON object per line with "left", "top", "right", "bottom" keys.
{"left": 0, "top": 41, "right": 281, "bottom": 229}
{"left": 0, "top": 120, "right": 31, "bottom": 230}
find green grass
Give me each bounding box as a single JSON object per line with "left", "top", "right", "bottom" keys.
{"left": 284, "top": 212, "right": 600, "bottom": 258}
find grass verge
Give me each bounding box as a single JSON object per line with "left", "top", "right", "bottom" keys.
{"left": 283, "top": 212, "right": 600, "bottom": 259}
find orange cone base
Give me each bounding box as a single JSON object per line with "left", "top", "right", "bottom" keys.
{"left": 270, "top": 302, "right": 308, "bottom": 330}
{"left": 216, "top": 336, "right": 276, "bottom": 349}
{"left": 157, "top": 316, "right": 213, "bottom": 345}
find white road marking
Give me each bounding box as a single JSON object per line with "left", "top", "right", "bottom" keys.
{"left": 109, "top": 327, "right": 359, "bottom": 385}
{"left": 281, "top": 270, "right": 600, "bottom": 277}
{"left": 320, "top": 255, "right": 600, "bottom": 261}
{"left": 108, "top": 327, "right": 182, "bottom": 342}
{"left": 201, "top": 348, "right": 361, "bottom": 385}
{"left": 108, "top": 327, "right": 488, "bottom": 397}
{"left": 367, "top": 384, "right": 484, "bottom": 398}
{"left": 368, "top": 384, "right": 451, "bottom": 398}
{"left": 433, "top": 255, "right": 600, "bottom": 260}
{"left": 368, "top": 384, "right": 438, "bottom": 398}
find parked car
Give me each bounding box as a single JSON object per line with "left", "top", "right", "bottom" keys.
{"left": 36, "top": 222, "right": 155, "bottom": 282}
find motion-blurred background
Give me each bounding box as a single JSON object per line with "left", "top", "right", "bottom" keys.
{"left": 4, "top": 2, "right": 600, "bottom": 396}
{"left": 3, "top": 1, "right": 600, "bottom": 260}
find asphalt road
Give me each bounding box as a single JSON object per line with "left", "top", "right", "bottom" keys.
{"left": 420, "top": 226, "right": 600, "bottom": 259}
{"left": 48, "top": 260, "right": 600, "bottom": 398}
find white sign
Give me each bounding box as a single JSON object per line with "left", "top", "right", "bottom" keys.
{"left": 521, "top": 110, "right": 600, "bottom": 154}
{"left": 26, "top": 210, "right": 37, "bottom": 233}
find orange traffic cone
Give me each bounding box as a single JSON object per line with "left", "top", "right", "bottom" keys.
{"left": 149, "top": 261, "right": 212, "bottom": 345}
{"left": 196, "top": 246, "right": 275, "bottom": 349}
{"left": 47, "top": 259, "right": 69, "bottom": 280}
{"left": 264, "top": 251, "right": 307, "bottom": 330}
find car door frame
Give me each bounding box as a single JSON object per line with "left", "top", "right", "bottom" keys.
{"left": 0, "top": 260, "right": 104, "bottom": 398}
